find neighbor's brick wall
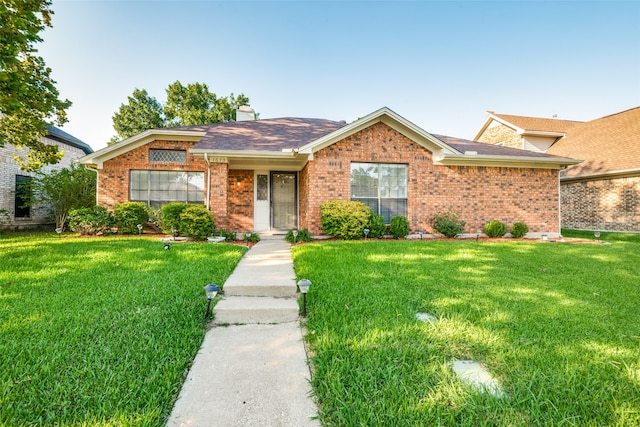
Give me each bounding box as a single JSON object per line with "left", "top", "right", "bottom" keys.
{"left": 226, "top": 170, "right": 254, "bottom": 231}
{"left": 99, "top": 140, "right": 207, "bottom": 210}
{"left": 561, "top": 176, "right": 640, "bottom": 231}
{"left": 300, "top": 122, "right": 560, "bottom": 235}
{"left": 0, "top": 137, "right": 87, "bottom": 228}
{"left": 477, "top": 122, "right": 521, "bottom": 149}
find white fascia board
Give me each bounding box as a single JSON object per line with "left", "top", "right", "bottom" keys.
{"left": 485, "top": 113, "right": 524, "bottom": 134}
{"left": 437, "top": 154, "right": 583, "bottom": 169}
{"left": 561, "top": 167, "right": 640, "bottom": 182}
{"left": 78, "top": 129, "right": 206, "bottom": 168}
{"left": 517, "top": 130, "right": 565, "bottom": 137}
{"left": 190, "top": 149, "right": 298, "bottom": 159}
{"left": 297, "top": 106, "right": 460, "bottom": 156}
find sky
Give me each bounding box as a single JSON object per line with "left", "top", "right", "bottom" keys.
{"left": 38, "top": 0, "right": 640, "bottom": 151}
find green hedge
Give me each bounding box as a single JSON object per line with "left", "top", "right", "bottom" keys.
{"left": 484, "top": 220, "right": 507, "bottom": 238}
{"left": 179, "top": 205, "right": 215, "bottom": 240}
{"left": 389, "top": 215, "right": 409, "bottom": 239}
{"left": 114, "top": 202, "right": 147, "bottom": 234}
{"left": 320, "top": 200, "right": 370, "bottom": 240}
{"left": 161, "top": 203, "right": 189, "bottom": 234}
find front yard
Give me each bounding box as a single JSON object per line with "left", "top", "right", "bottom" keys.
{"left": 293, "top": 233, "right": 640, "bottom": 426}
{"left": 0, "top": 234, "right": 246, "bottom": 426}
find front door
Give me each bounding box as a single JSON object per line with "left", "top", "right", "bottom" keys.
{"left": 271, "top": 172, "right": 297, "bottom": 231}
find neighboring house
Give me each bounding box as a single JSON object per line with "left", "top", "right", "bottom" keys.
{"left": 0, "top": 127, "right": 93, "bottom": 228}
{"left": 79, "top": 107, "right": 579, "bottom": 237}
{"left": 475, "top": 107, "right": 640, "bottom": 232}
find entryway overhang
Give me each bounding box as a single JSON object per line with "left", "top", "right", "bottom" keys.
{"left": 190, "top": 149, "right": 310, "bottom": 170}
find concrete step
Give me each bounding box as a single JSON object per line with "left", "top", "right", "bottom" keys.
{"left": 224, "top": 281, "right": 297, "bottom": 297}
{"left": 223, "top": 250, "right": 297, "bottom": 297}
{"left": 213, "top": 296, "right": 300, "bottom": 324}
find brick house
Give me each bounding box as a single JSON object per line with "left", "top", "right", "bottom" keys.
{"left": 0, "top": 127, "right": 93, "bottom": 229}
{"left": 79, "top": 107, "right": 579, "bottom": 237}
{"left": 475, "top": 107, "right": 640, "bottom": 232}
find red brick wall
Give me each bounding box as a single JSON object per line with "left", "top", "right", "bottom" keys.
{"left": 561, "top": 176, "right": 640, "bottom": 231}
{"left": 98, "top": 140, "right": 207, "bottom": 210}
{"left": 300, "top": 122, "right": 560, "bottom": 235}
{"left": 227, "top": 170, "right": 254, "bottom": 231}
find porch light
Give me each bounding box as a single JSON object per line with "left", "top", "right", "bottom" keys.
{"left": 137, "top": 223, "right": 143, "bottom": 234}
{"left": 292, "top": 229, "right": 298, "bottom": 244}
{"left": 297, "top": 279, "right": 312, "bottom": 317}
{"left": 204, "top": 284, "right": 219, "bottom": 320}
{"left": 364, "top": 228, "right": 370, "bottom": 239}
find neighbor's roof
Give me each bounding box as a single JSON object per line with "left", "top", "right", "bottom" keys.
{"left": 547, "top": 107, "right": 640, "bottom": 178}
{"left": 46, "top": 126, "right": 93, "bottom": 154}
{"left": 487, "top": 113, "right": 582, "bottom": 134}
{"left": 176, "top": 117, "right": 347, "bottom": 152}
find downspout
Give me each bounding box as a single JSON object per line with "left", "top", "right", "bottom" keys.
{"left": 204, "top": 153, "right": 211, "bottom": 210}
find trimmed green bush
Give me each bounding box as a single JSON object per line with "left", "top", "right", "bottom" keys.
{"left": 511, "top": 222, "right": 529, "bottom": 238}
{"left": 243, "top": 231, "right": 261, "bottom": 243}
{"left": 68, "top": 206, "right": 115, "bottom": 235}
{"left": 432, "top": 209, "right": 466, "bottom": 238}
{"left": 285, "top": 229, "right": 312, "bottom": 244}
{"left": 484, "top": 220, "right": 507, "bottom": 238}
{"left": 179, "top": 205, "right": 215, "bottom": 240}
{"left": 320, "top": 200, "right": 370, "bottom": 240}
{"left": 389, "top": 215, "right": 409, "bottom": 239}
{"left": 161, "top": 203, "right": 188, "bottom": 234}
{"left": 366, "top": 213, "right": 386, "bottom": 238}
{"left": 215, "top": 229, "right": 237, "bottom": 241}
{"left": 114, "top": 202, "right": 147, "bottom": 234}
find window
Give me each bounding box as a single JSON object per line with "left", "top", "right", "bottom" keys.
{"left": 351, "top": 163, "right": 407, "bottom": 223}
{"left": 149, "top": 149, "right": 186, "bottom": 163}
{"left": 130, "top": 170, "right": 204, "bottom": 208}
{"left": 15, "top": 175, "right": 31, "bottom": 218}
{"left": 257, "top": 174, "right": 268, "bottom": 201}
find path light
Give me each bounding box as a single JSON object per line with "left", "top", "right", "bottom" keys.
{"left": 171, "top": 227, "right": 178, "bottom": 241}
{"left": 297, "top": 279, "right": 312, "bottom": 317}
{"left": 203, "top": 284, "right": 219, "bottom": 320}
{"left": 292, "top": 229, "right": 298, "bottom": 244}
{"left": 164, "top": 242, "right": 171, "bottom": 251}
{"left": 55, "top": 227, "right": 62, "bottom": 238}
{"left": 476, "top": 229, "right": 481, "bottom": 242}
{"left": 137, "top": 224, "right": 143, "bottom": 235}
{"left": 418, "top": 229, "right": 424, "bottom": 240}
{"left": 594, "top": 231, "right": 601, "bottom": 241}
{"left": 363, "top": 228, "right": 370, "bottom": 240}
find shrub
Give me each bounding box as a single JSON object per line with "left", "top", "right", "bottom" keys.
{"left": 484, "top": 220, "right": 507, "bottom": 238}
{"left": 179, "top": 205, "right": 215, "bottom": 240}
{"left": 67, "top": 206, "right": 115, "bottom": 235}
{"left": 389, "top": 215, "right": 410, "bottom": 239}
{"left": 243, "top": 231, "right": 261, "bottom": 243}
{"left": 215, "top": 229, "right": 237, "bottom": 241}
{"left": 320, "top": 200, "right": 370, "bottom": 240}
{"left": 366, "top": 213, "right": 386, "bottom": 238}
{"left": 285, "top": 229, "right": 312, "bottom": 244}
{"left": 432, "top": 209, "right": 466, "bottom": 238}
{"left": 114, "top": 202, "right": 148, "bottom": 234}
{"left": 511, "top": 222, "right": 529, "bottom": 238}
{"left": 145, "top": 205, "right": 163, "bottom": 229}
{"left": 161, "top": 203, "right": 188, "bottom": 234}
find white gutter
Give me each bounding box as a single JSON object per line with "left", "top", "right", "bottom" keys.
{"left": 436, "top": 154, "right": 582, "bottom": 169}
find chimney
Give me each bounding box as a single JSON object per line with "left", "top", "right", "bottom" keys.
{"left": 236, "top": 104, "right": 256, "bottom": 121}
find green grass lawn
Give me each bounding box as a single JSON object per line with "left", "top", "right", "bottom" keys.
{"left": 293, "top": 235, "right": 640, "bottom": 426}
{"left": 0, "top": 234, "right": 246, "bottom": 426}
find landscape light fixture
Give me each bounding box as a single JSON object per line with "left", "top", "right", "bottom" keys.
{"left": 292, "top": 229, "right": 298, "bottom": 244}
{"left": 171, "top": 227, "right": 178, "bottom": 241}
{"left": 137, "top": 223, "right": 143, "bottom": 235}
{"left": 476, "top": 229, "right": 481, "bottom": 242}
{"left": 55, "top": 227, "right": 62, "bottom": 238}
{"left": 203, "top": 284, "right": 219, "bottom": 320}
{"left": 594, "top": 231, "right": 601, "bottom": 241}
{"left": 363, "top": 228, "right": 370, "bottom": 239}
{"left": 418, "top": 229, "right": 424, "bottom": 240}
{"left": 164, "top": 242, "right": 171, "bottom": 251}
{"left": 297, "top": 279, "right": 312, "bottom": 317}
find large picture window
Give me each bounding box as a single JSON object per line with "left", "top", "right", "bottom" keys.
{"left": 351, "top": 163, "right": 407, "bottom": 223}
{"left": 130, "top": 170, "right": 204, "bottom": 208}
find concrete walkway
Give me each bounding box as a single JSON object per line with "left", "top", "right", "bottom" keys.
{"left": 166, "top": 238, "right": 319, "bottom": 427}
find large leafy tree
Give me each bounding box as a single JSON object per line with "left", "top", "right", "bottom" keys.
{"left": 0, "top": 0, "right": 72, "bottom": 171}
{"left": 110, "top": 81, "right": 250, "bottom": 144}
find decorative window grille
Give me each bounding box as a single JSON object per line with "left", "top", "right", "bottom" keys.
{"left": 149, "top": 149, "right": 186, "bottom": 163}
{"left": 257, "top": 175, "right": 268, "bottom": 201}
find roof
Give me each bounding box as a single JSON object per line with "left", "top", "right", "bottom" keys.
{"left": 45, "top": 126, "right": 93, "bottom": 154}
{"left": 546, "top": 107, "right": 640, "bottom": 178}
{"left": 487, "top": 113, "right": 582, "bottom": 134}
{"left": 176, "top": 118, "right": 348, "bottom": 152}
{"left": 79, "top": 107, "right": 580, "bottom": 170}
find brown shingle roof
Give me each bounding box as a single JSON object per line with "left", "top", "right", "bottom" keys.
{"left": 173, "top": 118, "right": 347, "bottom": 152}
{"left": 435, "top": 134, "right": 572, "bottom": 159}
{"left": 491, "top": 113, "right": 582, "bottom": 133}
{"left": 547, "top": 107, "right": 640, "bottom": 177}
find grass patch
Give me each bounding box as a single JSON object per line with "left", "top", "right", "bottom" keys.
{"left": 0, "top": 234, "right": 246, "bottom": 426}
{"left": 562, "top": 228, "right": 640, "bottom": 243}
{"left": 293, "top": 239, "right": 640, "bottom": 426}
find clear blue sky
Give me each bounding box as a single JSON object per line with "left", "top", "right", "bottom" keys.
{"left": 40, "top": 0, "right": 640, "bottom": 150}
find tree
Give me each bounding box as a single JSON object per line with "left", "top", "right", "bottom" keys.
{"left": 111, "top": 88, "right": 165, "bottom": 141}
{"left": 0, "top": 0, "right": 72, "bottom": 171}
{"left": 110, "top": 81, "right": 250, "bottom": 142}
{"left": 28, "top": 163, "right": 96, "bottom": 230}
